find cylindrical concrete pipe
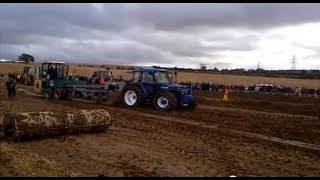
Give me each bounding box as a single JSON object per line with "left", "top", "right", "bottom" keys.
{"left": 1, "top": 109, "right": 112, "bottom": 141}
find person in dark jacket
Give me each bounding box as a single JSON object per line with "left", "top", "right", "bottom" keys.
{"left": 5, "top": 76, "right": 16, "bottom": 100}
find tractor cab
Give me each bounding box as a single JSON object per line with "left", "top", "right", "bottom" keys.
{"left": 40, "top": 61, "right": 69, "bottom": 81}
{"left": 132, "top": 67, "right": 170, "bottom": 84}
{"left": 40, "top": 61, "right": 86, "bottom": 90}
{"left": 131, "top": 67, "right": 171, "bottom": 96}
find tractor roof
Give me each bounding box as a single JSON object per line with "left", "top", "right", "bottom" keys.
{"left": 134, "top": 67, "right": 167, "bottom": 72}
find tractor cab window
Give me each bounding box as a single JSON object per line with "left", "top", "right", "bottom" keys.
{"left": 63, "top": 64, "right": 69, "bottom": 78}
{"left": 29, "top": 68, "right": 36, "bottom": 75}
{"left": 42, "top": 64, "right": 49, "bottom": 76}
{"left": 141, "top": 71, "right": 154, "bottom": 83}
{"left": 57, "top": 65, "right": 63, "bottom": 78}
{"left": 133, "top": 71, "right": 141, "bottom": 83}
{"left": 47, "top": 65, "right": 58, "bottom": 79}
{"left": 154, "top": 71, "right": 169, "bottom": 84}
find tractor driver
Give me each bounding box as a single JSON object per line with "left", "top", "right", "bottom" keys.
{"left": 47, "top": 66, "right": 58, "bottom": 79}
{"left": 142, "top": 72, "right": 153, "bottom": 83}
{"left": 99, "top": 75, "right": 105, "bottom": 85}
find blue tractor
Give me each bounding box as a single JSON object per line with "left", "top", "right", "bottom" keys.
{"left": 121, "top": 67, "right": 197, "bottom": 111}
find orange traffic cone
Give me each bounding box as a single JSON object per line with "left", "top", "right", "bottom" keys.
{"left": 222, "top": 88, "right": 229, "bottom": 101}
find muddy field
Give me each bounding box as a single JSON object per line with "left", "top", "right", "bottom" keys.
{"left": 0, "top": 82, "right": 320, "bottom": 177}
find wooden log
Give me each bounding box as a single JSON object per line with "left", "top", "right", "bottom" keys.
{"left": 2, "top": 109, "right": 112, "bottom": 141}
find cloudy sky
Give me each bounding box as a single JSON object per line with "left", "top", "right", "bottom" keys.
{"left": 0, "top": 3, "right": 320, "bottom": 70}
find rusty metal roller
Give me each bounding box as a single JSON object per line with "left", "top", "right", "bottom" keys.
{"left": 1, "top": 109, "right": 112, "bottom": 141}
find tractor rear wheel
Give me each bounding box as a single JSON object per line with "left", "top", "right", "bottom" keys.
{"left": 53, "top": 88, "right": 63, "bottom": 100}
{"left": 45, "top": 89, "right": 53, "bottom": 99}
{"left": 153, "top": 91, "right": 177, "bottom": 111}
{"left": 122, "top": 85, "right": 145, "bottom": 107}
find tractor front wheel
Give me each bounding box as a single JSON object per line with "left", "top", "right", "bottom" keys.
{"left": 153, "top": 91, "right": 177, "bottom": 111}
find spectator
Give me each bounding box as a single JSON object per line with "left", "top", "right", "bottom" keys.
{"left": 5, "top": 75, "right": 16, "bottom": 100}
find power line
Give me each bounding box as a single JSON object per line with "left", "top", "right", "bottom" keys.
{"left": 291, "top": 55, "right": 297, "bottom": 70}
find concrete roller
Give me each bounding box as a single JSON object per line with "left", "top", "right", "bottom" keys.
{"left": 0, "top": 109, "right": 112, "bottom": 141}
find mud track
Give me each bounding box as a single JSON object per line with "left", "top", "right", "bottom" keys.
{"left": 1, "top": 86, "right": 320, "bottom": 176}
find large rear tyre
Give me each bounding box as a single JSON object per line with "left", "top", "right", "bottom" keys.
{"left": 122, "top": 85, "right": 145, "bottom": 107}
{"left": 45, "top": 89, "right": 53, "bottom": 99}
{"left": 53, "top": 88, "right": 63, "bottom": 100}
{"left": 153, "top": 91, "right": 177, "bottom": 111}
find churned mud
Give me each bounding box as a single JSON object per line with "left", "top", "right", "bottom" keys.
{"left": 0, "top": 84, "right": 319, "bottom": 176}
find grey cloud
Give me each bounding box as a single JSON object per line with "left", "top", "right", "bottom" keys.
{"left": 2, "top": 36, "right": 185, "bottom": 65}
{"left": 0, "top": 3, "right": 320, "bottom": 69}
{"left": 0, "top": 3, "right": 127, "bottom": 32}
{"left": 129, "top": 3, "right": 320, "bottom": 30}
{"left": 124, "top": 29, "right": 211, "bottom": 58}
{"left": 200, "top": 35, "right": 258, "bottom": 52}
{"left": 292, "top": 42, "right": 320, "bottom": 52}
{"left": 123, "top": 27, "right": 258, "bottom": 59}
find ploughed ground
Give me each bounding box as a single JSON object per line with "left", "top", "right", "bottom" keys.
{"left": 0, "top": 83, "right": 319, "bottom": 176}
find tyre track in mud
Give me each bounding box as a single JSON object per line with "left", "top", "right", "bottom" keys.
{"left": 4, "top": 96, "right": 227, "bottom": 176}
{"left": 108, "top": 107, "right": 320, "bottom": 152}
{"left": 7, "top": 91, "right": 320, "bottom": 148}
{"left": 198, "top": 97, "right": 319, "bottom": 116}
{"left": 18, "top": 93, "right": 320, "bottom": 149}
{"left": 195, "top": 91, "right": 320, "bottom": 116}
{"left": 195, "top": 91, "right": 319, "bottom": 104}
{"left": 118, "top": 103, "right": 320, "bottom": 146}
{"left": 106, "top": 107, "right": 320, "bottom": 176}
{"left": 9, "top": 96, "right": 314, "bottom": 176}
{"left": 5, "top": 89, "right": 320, "bottom": 176}
{"left": 104, "top": 106, "right": 320, "bottom": 176}
{"left": 105, "top": 109, "right": 230, "bottom": 176}
{"left": 197, "top": 104, "right": 318, "bottom": 120}
{"left": 108, "top": 125, "right": 228, "bottom": 176}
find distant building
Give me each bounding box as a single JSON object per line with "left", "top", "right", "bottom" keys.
{"left": 0, "top": 59, "right": 11, "bottom": 63}
{"left": 14, "top": 60, "right": 27, "bottom": 63}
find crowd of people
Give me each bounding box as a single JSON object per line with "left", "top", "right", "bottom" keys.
{"left": 179, "top": 81, "right": 320, "bottom": 95}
